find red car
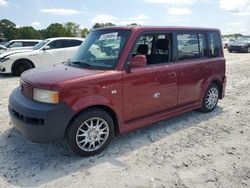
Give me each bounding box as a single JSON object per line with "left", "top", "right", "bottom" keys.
{"left": 9, "top": 26, "right": 226, "bottom": 156}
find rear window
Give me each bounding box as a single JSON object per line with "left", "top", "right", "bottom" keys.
{"left": 208, "top": 32, "right": 222, "bottom": 57}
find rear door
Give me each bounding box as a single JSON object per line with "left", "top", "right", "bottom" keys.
{"left": 176, "top": 32, "right": 210, "bottom": 105}
{"left": 122, "top": 32, "right": 178, "bottom": 122}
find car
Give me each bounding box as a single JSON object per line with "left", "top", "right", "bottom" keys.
{"left": 0, "top": 39, "right": 41, "bottom": 54}
{"left": 228, "top": 37, "right": 250, "bottom": 53}
{"left": 222, "top": 38, "right": 235, "bottom": 49}
{"left": 0, "top": 37, "right": 84, "bottom": 76}
{"left": 8, "top": 26, "right": 226, "bottom": 156}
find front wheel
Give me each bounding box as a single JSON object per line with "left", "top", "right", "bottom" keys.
{"left": 200, "top": 83, "right": 219, "bottom": 113}
{"left": 66, "top": 108, "right": 114, "bottom": 156}
{"left": 12, "top": 60, "right": 33, "bottom": 76}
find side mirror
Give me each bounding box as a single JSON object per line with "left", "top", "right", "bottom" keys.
{"left": 129, "top": 55, "right": 147, "bottom": 68}
{"left": 43, "top": 46, "right": 50, "bottom": 50}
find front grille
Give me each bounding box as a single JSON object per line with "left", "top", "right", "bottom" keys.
{"left": 20, "top": 80, "right": 33, "bottom": 99}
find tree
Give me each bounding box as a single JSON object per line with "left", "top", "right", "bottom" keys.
{"left": 16, "top": 26, "right": 42, "bottom": 39}
{"left": 64, "top": 22, "right": 81, "bottom": 37}
{"left": 92, "top": 23, "right": 116, "bottom": 29}
{"left": 81, "top": 28, "right": 89, "bottom": 38}
{"left": 0, "top": 19, "right": 17, "bottom": 40}
{"left": 45, "top": 23, "right": 69, "bottom": 38}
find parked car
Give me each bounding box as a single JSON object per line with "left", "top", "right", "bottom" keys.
{"left": 222, "top": 38, "right": 235, "bottom": 49}
{"left": 9, "top": 26, "right": 226, "bottom": 156}
{"left": 228, "top": 37, "right": 250, "bottom": 53}
{"left": 0, "top": 37, "right": 84, "bottom": 76}
{"left": 0, "top": 39, "right": 41, "bottom": 54}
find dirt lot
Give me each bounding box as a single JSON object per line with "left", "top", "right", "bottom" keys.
{"left": 0, "top": 51, "right": 250, "bottom": 188}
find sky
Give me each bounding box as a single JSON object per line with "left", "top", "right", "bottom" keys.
{"left": 0, "top": 0, "right": 250, "bottom": 35}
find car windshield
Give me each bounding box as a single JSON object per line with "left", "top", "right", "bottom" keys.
{"left": 70, "top": 30, "right": 131, "bottom": 69}
{"left": 33, "top": 40, "right": 50, "bottom": 50}
{"left": 4, "top": 41, "right": 14, "bottom": 48}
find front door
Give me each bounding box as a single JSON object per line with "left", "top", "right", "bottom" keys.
{"left": 122, "top": 33, "right": 178, "bottom": 122}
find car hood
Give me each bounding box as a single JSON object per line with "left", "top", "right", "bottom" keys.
{"left": 0, "top": 49, "right": 34, "bottom": 58}
{"left": 21, "top": 64, "right": 106, "bottom": 90}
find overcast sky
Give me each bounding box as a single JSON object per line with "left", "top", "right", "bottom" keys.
{"left": 0, "top": 0, "right": 250, "bottom": 34}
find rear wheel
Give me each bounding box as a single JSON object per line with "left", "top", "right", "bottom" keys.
{"left": 248, "top": 47, "right": 250, "bottom": 53}
{"left": 200, "top": 83, "right": 219, "bottom": 113}
{"left": 66, "top": 108, "right": 114, "bottom": 156}
{"left": 12, "top": 60, "right": 33, "bottom": 76}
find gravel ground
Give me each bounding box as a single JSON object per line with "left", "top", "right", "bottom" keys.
{"left": 0, "top": 51, "right": 250, "bottom": 188}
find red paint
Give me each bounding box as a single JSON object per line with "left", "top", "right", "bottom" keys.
{"left": 21, "top": 26, "right": 226, "bottom": 134}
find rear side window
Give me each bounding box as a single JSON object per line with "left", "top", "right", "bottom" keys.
{"left": 63, "top": 40, "right": 83, "bottom": 48}
{"left": 47, "top": 40, "right": 64, "bottom": 49}
{"left": 22, "top": 42, "right": 39, "bottom": 47}
{"left": 198, "top": 33, "right": 208, "bottom": 57}
{"left": 177, "top": 33, "right": 199, "bottom": 60}
{"left": 208, "top": 32, "right": 222, "bottom": 57}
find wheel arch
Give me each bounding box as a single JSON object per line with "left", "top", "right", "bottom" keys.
{"left": 11, "top": 58, "right": 35, "bottom": 73}
{"left": 211, "top": 80, "right": 223, "bottom": 99}
{"left": 65, "top": 105, "right": 120, "bottom": 137}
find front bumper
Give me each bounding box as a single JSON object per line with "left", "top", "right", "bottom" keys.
{"left": 0, "top": 62, "right": 12, "bottom": 73}
{"left": 8, "top": 88, "right": 76, "bottom": 143}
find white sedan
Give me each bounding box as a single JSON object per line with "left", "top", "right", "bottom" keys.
{"left": 0, "top": 37, "right": 84, "bottom": 76}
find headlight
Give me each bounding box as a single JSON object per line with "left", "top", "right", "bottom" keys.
{"left": 0, "top": 57, "right": 10, "bottom": 63}
{"left": 33, "top": 88, "right": 59, "bottom": 104}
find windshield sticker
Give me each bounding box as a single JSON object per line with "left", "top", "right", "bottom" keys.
{"left": 99, "top": 32, "right": 118, "bottom": 41}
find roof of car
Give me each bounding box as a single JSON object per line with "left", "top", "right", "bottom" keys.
{"left": 46, "top": 37, "right": 85, "bottom": 41}
{"left": 94, "top": 26, "right": 220, "bottom": 32}
{"left": 8, "top": 39, "right": 42, "bottom": 42}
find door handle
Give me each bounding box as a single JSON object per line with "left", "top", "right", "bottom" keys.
{"left": 168, "top": 72, "right": 177, "bottom": 78}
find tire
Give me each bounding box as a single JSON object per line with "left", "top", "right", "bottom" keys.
{"left": 200, "top": 83, "right": 219, "bottom": 113}
{"left": 12, "top": 60, "right": 33, "bottom": 76}
{"left": 66, "top": 108, "right": 114, "bottom": 156}
{"left": 248, "top": 47, "right": 250, "bottom": 53}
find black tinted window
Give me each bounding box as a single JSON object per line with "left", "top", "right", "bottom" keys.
{"left": 208, "top": 32, "right": 222, "bottom": 57}
{"left": 177, "top": 33, "right": 199, "bottom": 60}
{"left": 22, "top": 42, "right": 39, "bottom": 47}
{"left": 63, "top": 40, "right": 83, "bottom": 47}
{"left": 47, "top": 40, "right": 64, "bottom": 49}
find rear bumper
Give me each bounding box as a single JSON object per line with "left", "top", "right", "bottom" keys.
{"left": 9, "top": 88, "right": 76, "bottom": 143}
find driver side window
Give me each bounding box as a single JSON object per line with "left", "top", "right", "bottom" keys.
{"left": 131, "top": 33, "right": 172, "bottom": 65}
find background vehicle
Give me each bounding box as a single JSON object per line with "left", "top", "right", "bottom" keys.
{"left": 0, "top": 37, "right": 84, "bottom": 76}
{"left": 222, "top": 38, "right": 235, "bottom": 49}
{"left": 228, "top": 37, "right": 250, "bottom": 53}
{"left": 9, "top": 26, "right": 226, "bottom": 156}
{"left": 0, "top": 39, "right": 41, "bottom": 54}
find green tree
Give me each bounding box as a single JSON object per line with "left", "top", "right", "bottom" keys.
{"left": 92, "top": 23, "right": 116, "bottom": 29}
{"left": 0, "top": 19, "right": 17, "bottom": 40}
{"left": 45, "top": 23, "right": 69, "bottom": 38}
{"left": 64, "top": 22, "right": 81, "bottom": 37}
{"left": 81, "top": 28, "right": 89, "bottom": 38}
{"left": 16, "top": 26, "right": 42, "bottom": 39}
